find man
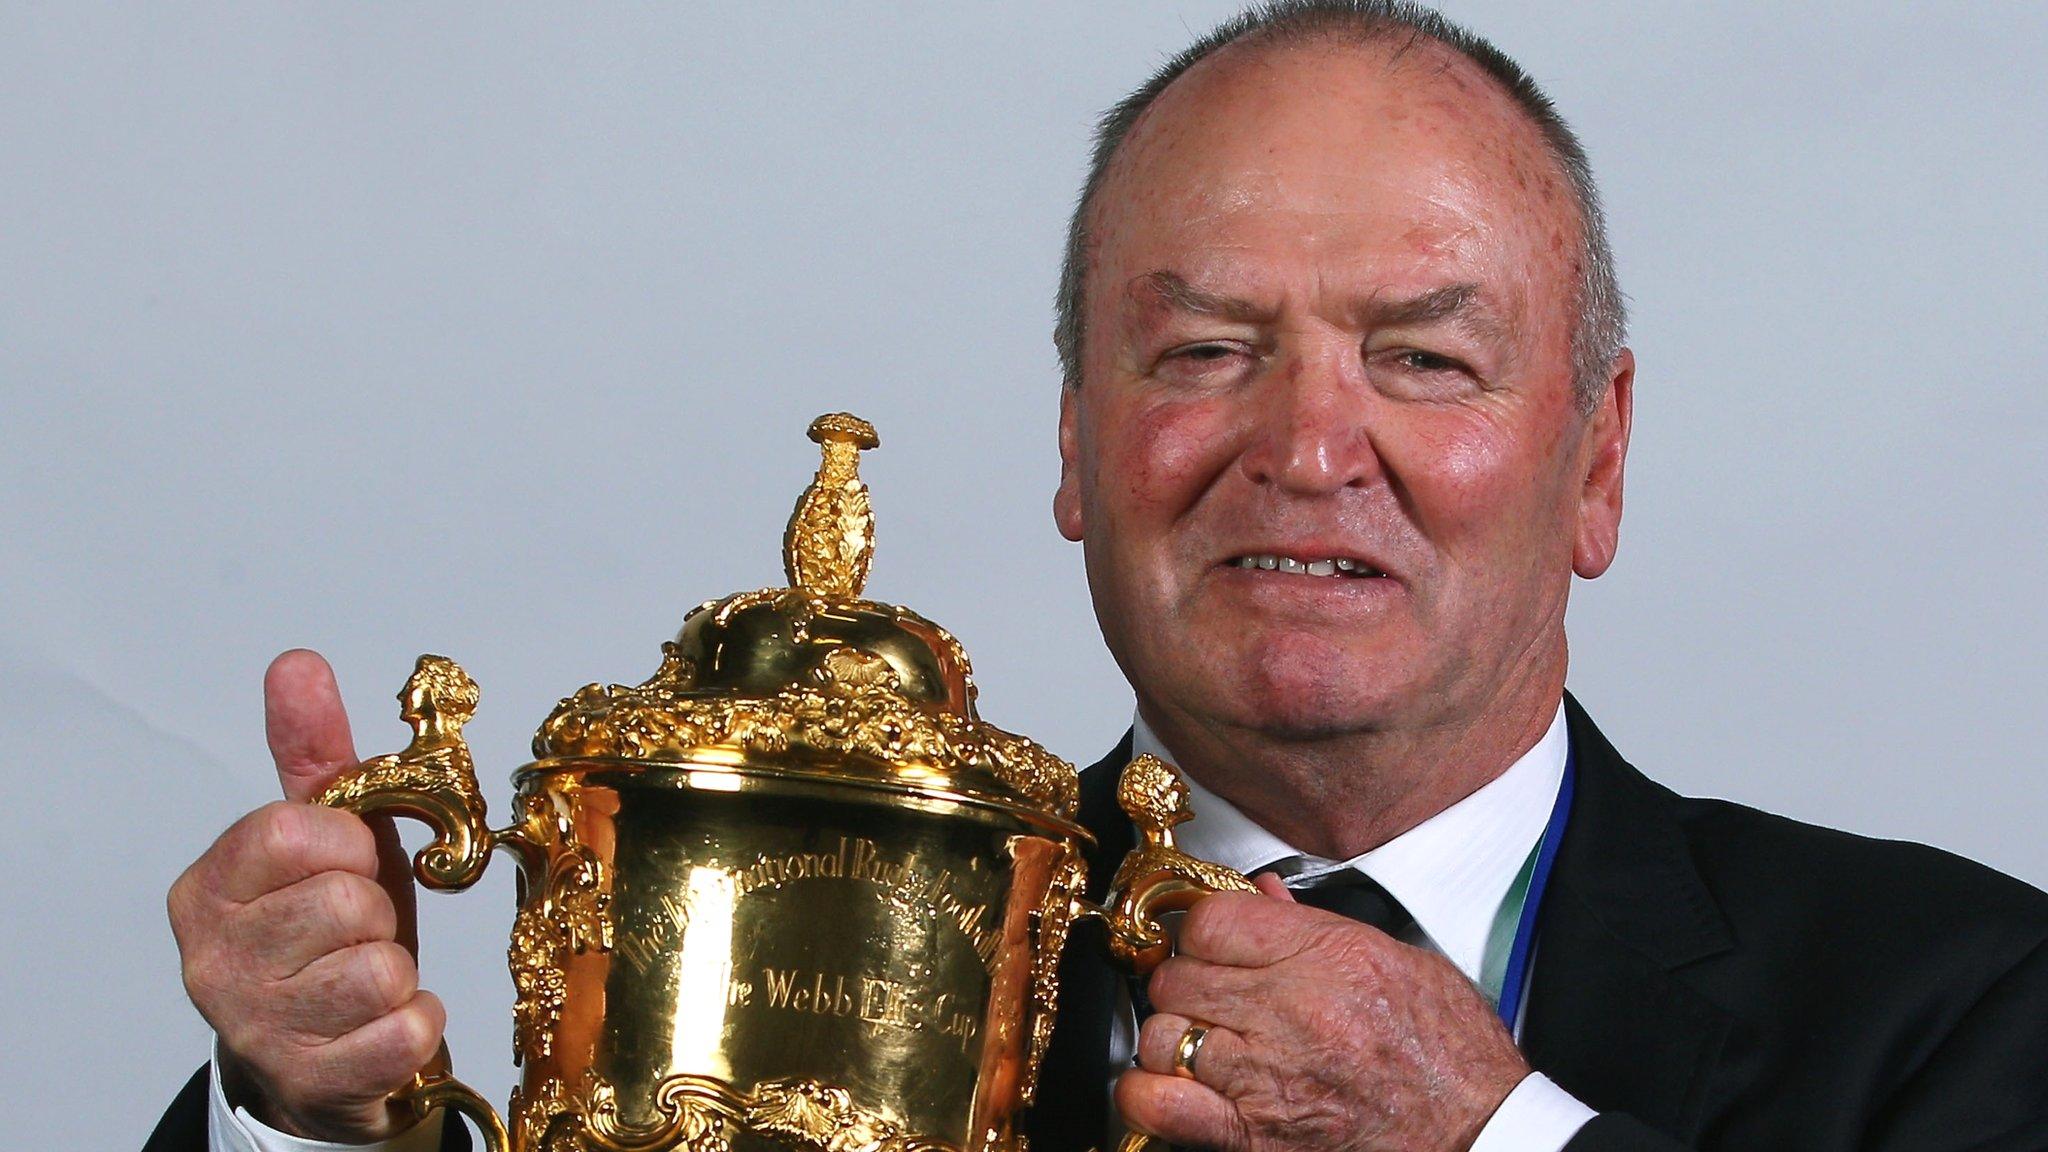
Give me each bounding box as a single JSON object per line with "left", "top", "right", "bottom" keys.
{"left": 1024, "top": 3, "right": 2048, "bottom": 1150}
{"left": 149, "top": 3, "right": 2048, "bottom": 1151}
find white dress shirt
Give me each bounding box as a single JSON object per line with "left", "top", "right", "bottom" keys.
{"left": 212, "top": 707, "right": 1591, "bottom": 1152}
{"left": 1117, "top": 703, "right": 1595, "bottom": 1151}
{"left": 206, "top": 1038, "right": 445, "bottom": 1152}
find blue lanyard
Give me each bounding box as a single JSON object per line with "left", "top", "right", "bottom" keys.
{"left": 1491, "top": 749, "right": 1575, "bottom": 1030}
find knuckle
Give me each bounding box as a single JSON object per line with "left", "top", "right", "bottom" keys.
{"left": 166, "top": 869, "right": 202, "bottom": 933}
{"left": 317, "top": 871, "right": 391, "bottom": 936}
{"left": 356, "top": 942, "right": 419, "bottom": 1012}
{"left": 1311, "top": 920, "right": 1377, "bottom": 970}
{"left": 1181, "top": 898, "right": 1225, "bottom": 952}
{"left": 179, "top": 954, "right": 231, "bottom": 1017}
{"left": 1149, "top": 957, "right": 1193, "bottom": 1006}
{"left": 255, "top": 801, "right": 318, "bottom": 861}
{"left": 1137, "top": 1014, "right": 1176, "bottom": 1067}
{"left": 390, "top": 993, "right": 446, "bottom": 1064}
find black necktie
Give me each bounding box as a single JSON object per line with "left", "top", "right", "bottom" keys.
{"left": 1292, "top": 868, "right": 1414, "bottom": 937}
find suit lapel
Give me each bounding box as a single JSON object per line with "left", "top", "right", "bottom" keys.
{"left": 1524, "top": 696, "right": 1738, "bottom": 1136}
{"left": 1025, "top": 734, "right": 1135, "bottom": 1152}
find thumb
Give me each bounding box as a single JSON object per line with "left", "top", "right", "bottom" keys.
{"left": 265, "top": 649, "right": 361, "bottom": 802}
{"left": 265, "top": 648, "right": 421, "bottom": 956}
{"left": 1252, "top": 871, "right": 1296, "bottom": 902}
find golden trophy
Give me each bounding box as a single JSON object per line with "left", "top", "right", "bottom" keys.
{"left": 316, "top": 413, "right": 1250, "bottom": 1152}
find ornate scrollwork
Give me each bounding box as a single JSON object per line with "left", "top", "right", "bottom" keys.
{"left": 785, "top": 412, "right": 881, "bottom": 600}
{"left": 509, "top": 792, "right": 614, "bottom": 1064}
{"left": 1112, "top": 755, "right": 1253, "bottom": 895}
{"left": 745, "top": 1077, "right": 934, "bottom": 1152}
{"left": 510, "top": 1077, "right": 579, "bottom": 1152}
{"left": 527, "top": 408, "right": 1074, "bottom": 822}
{"left": 509, "top": 1071, "right": 945, "bottom": 1152}
{"left": 1021, "top": 846, "right": 1087, "bottom": 1104}
{"left": 1100, "top": 755, "right": 1257, "bottom": 969}
{"left": 318, "top": 654, "right": 493, "bottom": 890}
{"left": 533, "top": 641, "right": 1076, "bottom": 820}
{"left": 579, "top": 1074, "right": 739, "bottom": 1152}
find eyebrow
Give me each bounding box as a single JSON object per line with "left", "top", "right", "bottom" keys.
{"left": 1134, "top": 270, "right": 1509, "bottom": 343}
{"left": 1365, "top": 283, "right": 1485, "bottom": 328}
{"left": 1133, "top": 270, "right": 1270, "bottom": 322}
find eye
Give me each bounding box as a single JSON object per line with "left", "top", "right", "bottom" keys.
{"left": 1365, "top": 343, "right": 1485, "bottom": 400}
{"left": 1390, "top": 348, "right": 1467, "bottom": 375}
{"left": 1152, "top": 340, "right": 1258, "bottom": 385}
{"left": 1175, "top": 342, "right": 1242, "bottom": 363}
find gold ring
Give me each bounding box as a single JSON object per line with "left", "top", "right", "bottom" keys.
{"left": 1170, "top": 1022, "right": 1211, "bottom": 1080}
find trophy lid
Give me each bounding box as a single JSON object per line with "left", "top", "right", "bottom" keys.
{"left": 531, "top": 413, "right": 1079, "bottom": 823}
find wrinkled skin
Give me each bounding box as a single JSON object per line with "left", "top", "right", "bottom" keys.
{"left": 168, "top": 650, "right": 443, "bottom": 1142}
{"left": 1054, "top": 35, "right": 1633, "bottom": 1152}
{"left": 1124, "top": 882, "right": 1526, "bottom": 1152}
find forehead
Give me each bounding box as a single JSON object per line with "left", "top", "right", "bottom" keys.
{"left": 1091, "top": 37, "right": 1580, "bottom": 315}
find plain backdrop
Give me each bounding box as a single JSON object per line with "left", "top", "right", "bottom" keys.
{"left": 4, "top": 4, "right": 2045, "bottom": 1148}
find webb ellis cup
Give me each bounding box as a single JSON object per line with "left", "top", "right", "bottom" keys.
{"left": 316, "top": 413, "right": 1252, "bottom": 1152}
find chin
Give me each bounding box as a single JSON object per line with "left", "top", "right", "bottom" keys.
{"left": 1186, "top": 639, "right": 1421, "bottom": 740}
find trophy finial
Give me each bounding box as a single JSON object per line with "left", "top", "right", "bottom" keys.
{"left": 784, "top": 412, "right": 881, "bottom": 598}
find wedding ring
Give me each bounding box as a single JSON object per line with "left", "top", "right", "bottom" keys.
{"left": 1170, "top": 1022, "right": 1211, "bottom": 1080}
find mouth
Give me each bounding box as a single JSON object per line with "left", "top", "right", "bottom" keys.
{"left": 1227, "top": 552, "right": 1388, "bottom": 579}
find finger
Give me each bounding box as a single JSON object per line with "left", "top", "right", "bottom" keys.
{"left": 233, "top": 870, "right": 399, "bottom": 979}
{"left": 1146, "top": 955, "right": 1267, "bottom": 1030}
{"left": 1114, "top": 1069, "right": 1249, "bottom": 1152}
{"left": 1252, "top": 871, "right": 1295, "bottom": 901}
{"left": 264, "top": 650, "right": 420, "bottom": 956}
{"left": 1179, "top": 890, "right": 1336, "bottom": 967}
{"left": 324, "top": 988, "right": 445, "bottom": 1088}
{"left": 1135, "top": 1012, "right": 1251, "bottom": 1094}
{"left": 1135, "top": 1011, "right": 1197, "bottom": 1076}
{"left": 273, "top": 940, "right": 421, "bottom": 1043}
{"left": 206, "top": 802, "right": 382, "bottom": 905}
{"left": 266, "top": 649, "right": 360, "bottom": 802}
{"left": 256, "top": 990, "right": 448, "bottom": 1143}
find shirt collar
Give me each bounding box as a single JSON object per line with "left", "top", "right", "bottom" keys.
{"left": 1127, "top": 703, "right": 1569, "bottom": 983}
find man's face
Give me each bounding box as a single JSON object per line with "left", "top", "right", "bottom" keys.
{"left": 1055, "top": 40, "right": 1631, "bottom": 743}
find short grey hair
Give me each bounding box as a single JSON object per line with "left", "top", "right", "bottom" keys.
{"left": 1053, "top": 0, "right": 1626, "bottom": 411}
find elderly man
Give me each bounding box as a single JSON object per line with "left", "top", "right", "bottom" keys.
{"left": 148, "top": 3, "right": 2048, "bottom": 1152}
{"left": 1023, "top": 3, "right": 2048, "bottom": 1151}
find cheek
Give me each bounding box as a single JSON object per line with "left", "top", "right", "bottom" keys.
{"left": 1384, "top": 407, "right": 1577, "bottom": 555}
{"left": 1085, "top": 393, "right": 1240, "bottom": 536}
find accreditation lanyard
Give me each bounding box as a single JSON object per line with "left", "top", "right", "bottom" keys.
{"left": 1476, "top": 750, "right": 1576, "bottom": 1032}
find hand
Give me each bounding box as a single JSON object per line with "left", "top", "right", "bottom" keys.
{"left": 168, "top": 649, "right": 445, "bottom": 1142}
{"left": 1117, "top": 877, "right": 1530, "bottom": 1152}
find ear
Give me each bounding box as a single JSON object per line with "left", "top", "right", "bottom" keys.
{"left": 1572, "top": 348, "right": 1634, "bottom": 579}
{"left": 1053, "top": 387, "right": 1086, "bottom": 542}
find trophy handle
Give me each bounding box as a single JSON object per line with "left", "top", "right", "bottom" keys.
{"left": 315, "top": 654, "right": 511, "bottom": 1150}
{"left": 1092, "top": 754, "right": 1258, "bottom": 974}
{"left": 1083, "top": 755, "right": 1259, "bottom": 1152}
{"left": 389, "top": 1047, "right": 510, "bottom": 1152}
{"left": 316, "top": 654, "right": 501, "bottom": 891}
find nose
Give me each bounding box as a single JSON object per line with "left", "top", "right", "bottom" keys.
{"left": 1237, "top": 343, "right": 1380, "bottom": 494}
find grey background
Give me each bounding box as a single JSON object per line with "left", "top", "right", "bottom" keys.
{"left": 4, "top": 4, "right": 2044, "bottom": 1148}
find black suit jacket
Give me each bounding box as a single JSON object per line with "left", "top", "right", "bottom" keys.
{"left": 1025, "top": 696, "right": 2048, "bottom": 1151}
{"left": 148, "top": 696, "right": 2048, "bottom": 1151}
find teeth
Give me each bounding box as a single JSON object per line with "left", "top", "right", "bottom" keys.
{"left": 1234, "top": 554, "right": 1378, "bottom": 578}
